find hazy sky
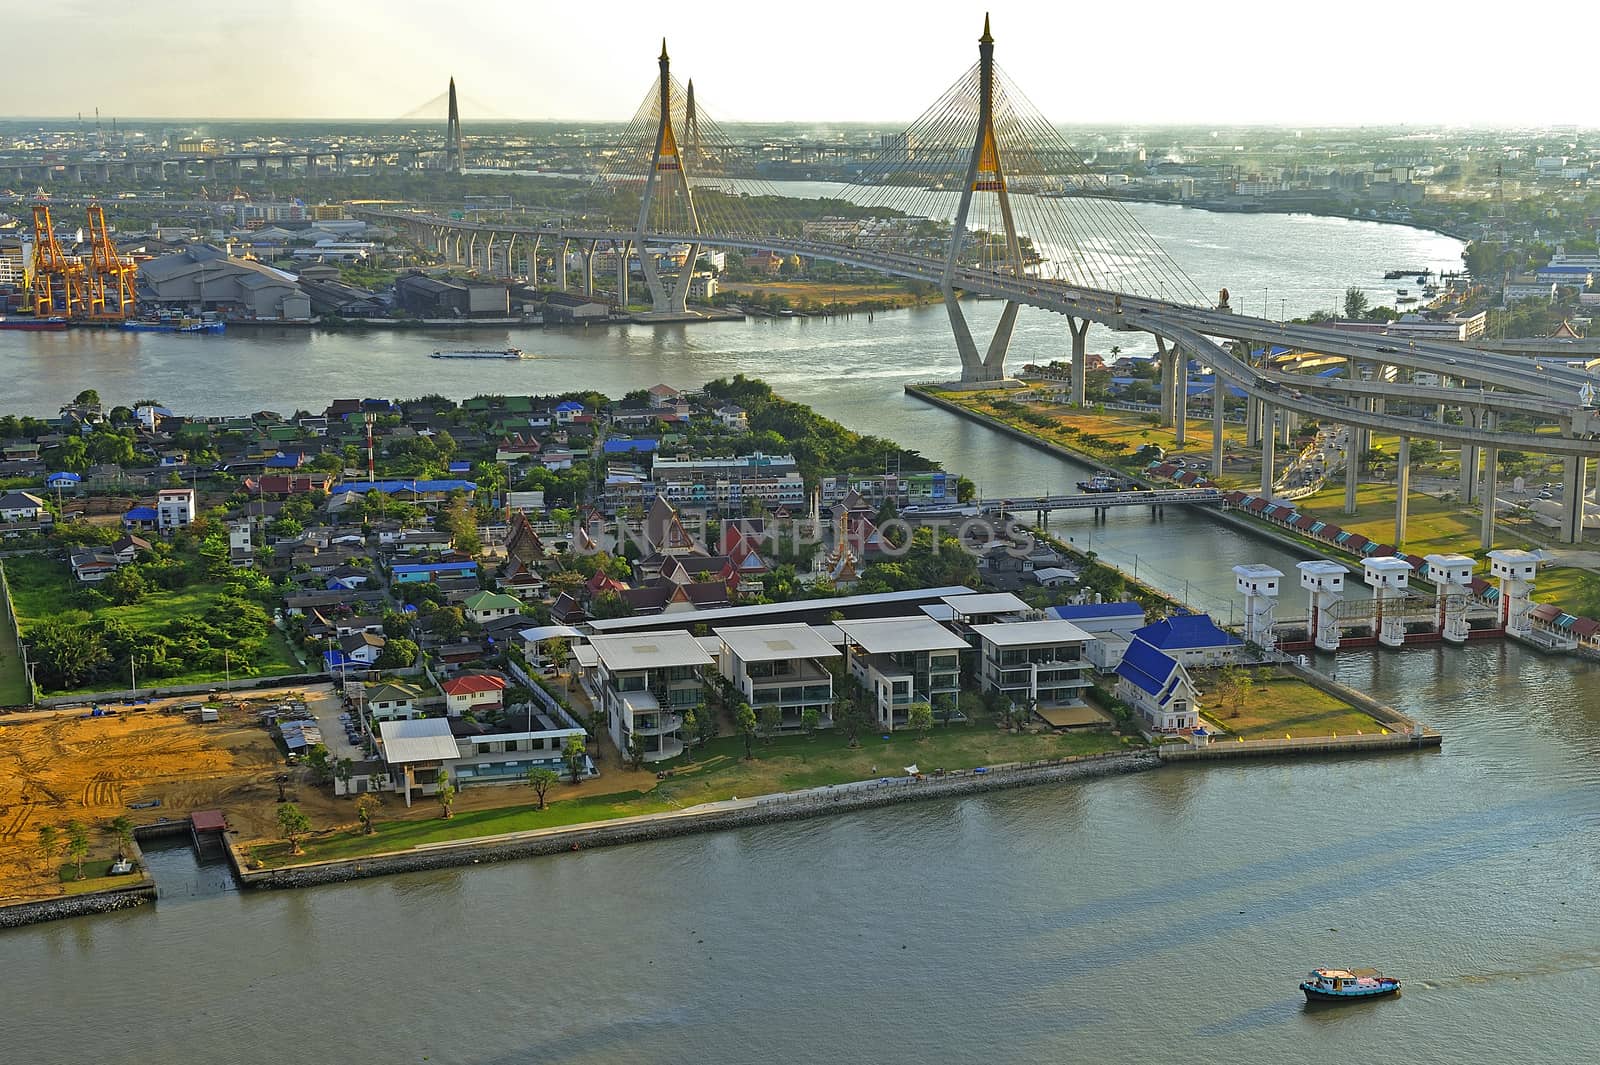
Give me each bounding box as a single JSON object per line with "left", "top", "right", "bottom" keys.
{"left": 7, "top": 0, "right": 1597, "bottom": 127}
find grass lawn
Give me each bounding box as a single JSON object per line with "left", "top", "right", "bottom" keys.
{"left": 1532, "top": 566, "right": 1600, "bottom": 618}
{"left": 1195, "top": 672, "right": 1383, "bottom": 739}
{"left": 260, "top": 722, "right": 1137, "bottom": 867}
{"left": 4, "top": 554, "right": 303, "bottom": 694}
{"left": 55, "top": 859, "right": 145, "bottom": 894}
{"left": 0, "top": 585, "right": 28, "bottom": 705}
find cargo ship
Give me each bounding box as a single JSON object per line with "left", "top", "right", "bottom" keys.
{"left": 0, "top": 316, "right": 67, "bottom": 331}
{"left": 430, "top": 347, "right": 528, "bottom": 360}
{"left": 122, "top": 316, "right": 225, "bottom": 334}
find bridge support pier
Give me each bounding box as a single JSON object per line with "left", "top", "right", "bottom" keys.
{"left": 1067, "top": 317, "right": 1089, "bottom": 407}
{"left": 1559, "top": 456, "right": 1587, "bottom": 544}
{"left": 558, "top": 239, "right": 570, "bottom": 291}
{"left": 1279, "top": 409, "right": 1293, "bottom": 447}
{"left": 528, "top": 236, "right": 540, "bottom": 286}
{"left": 1481, "top": 445, "right": 1498, "bottom": 550}
{"left": 580, "top": 240, "right": 596, "bottom": 295}
{"left": 1260, "top": 403, "right": 1275, "bottom": 497}
{"left": 467, "top": 232, "right": 479, "bottom": 270}
{"left": 1174, "top": 346, "right": 1188, "bottom": 446}
{"left": 1156, "top": 336, "right": 1175, "bottom": 427}
{"left": 615, "top": 240, "right": 629, "bottom": 307}
{"left": 1394, "top": 435, "right": 1411, "bottom": 548}
{"left": 1211, "top": 387, "right": 1225, "bottom": 478}
{"left": 1344, "top": 430, "right": 1359, "bottom": 515}
{"left": 1459, "top": 407, "right": 1481, "bottom": 504}
{"left": 945, "top": 291, "right": 1018, "bottom": 385}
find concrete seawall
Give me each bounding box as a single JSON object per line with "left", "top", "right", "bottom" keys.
{"left": 1160, "top": 730, "right": 1439, "bottom": 761}
{"left": 235, "top": 750, "right": 1160, "bottom": 890}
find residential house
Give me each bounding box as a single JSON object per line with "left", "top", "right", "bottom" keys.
{"left": 392, "top": 559, "right": 479, "bottom": 584}
{"left": 971, "top": 618, "right": 1095, "bottom": 710}
{"left": 463, "top": 590, "right": 523, "bottom": 625}
{"left": 339, "top": 631, "right": 386, "bottom": 666}
{"left": 1049, "top": 602, "right": 1147, "bottom": 672}
{"left": 156, "top": 487, "right": 196, "bottom": 531}
{"left": 378, "top": 714, "right": 589, "bottom": 807}
{"left": 70, "top": 549, "right": 121, "bottom": 582}
{"left": 0, "top": 490, "right": 47, "bottom": 523}
{"left": 442, "top": 673, "right": 508, "bottom": 717}
{"left": 1130, "top": 613, "right": 1243, "bottom": 667}
{"left": 585, "top": 630, "right": 713, "bottom": 762}
{"left": 834, "top": 616, "right": 966, "bottom": 731}
{"left": 714, "top": 623, "right": 842, "bottom": 731}
{"left": 364, "top": 681, "right": 424, "bottom": 723}
{"left": 1115, "top": 638, "right": 1201, "bottom": 732}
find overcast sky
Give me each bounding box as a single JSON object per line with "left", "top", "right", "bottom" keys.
{"left": 6, "top": 0, "right": 1596, "bottom": 127}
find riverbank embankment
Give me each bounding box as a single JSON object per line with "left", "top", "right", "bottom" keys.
{"left": 236, "top": 751, "right": 1159, "bottom": 890}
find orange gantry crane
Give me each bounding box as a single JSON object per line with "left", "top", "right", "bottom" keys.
{"left": 28, "top": 204, "right": 88, "bottom": 318}
{"left": 27, "top": 204, "right": 138, "bottom": 320}
{"left": 85, "top": 205, "right": 137, "bottom": 319}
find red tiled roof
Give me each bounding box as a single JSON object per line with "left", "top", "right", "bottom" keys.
{"left": 442, "top": 673, "right": 508, "bottom": 696}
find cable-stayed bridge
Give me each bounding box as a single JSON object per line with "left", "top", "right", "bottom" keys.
{"left": 351, "top": 18, "right": 1600, "bottom": 547}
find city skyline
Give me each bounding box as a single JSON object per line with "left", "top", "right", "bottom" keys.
{"left": 7, "top": 0, "right": 1600, "bottom": 128}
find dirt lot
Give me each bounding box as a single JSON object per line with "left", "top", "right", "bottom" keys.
{"left": 0, "top": 690, "right": 349, "bottom": 901}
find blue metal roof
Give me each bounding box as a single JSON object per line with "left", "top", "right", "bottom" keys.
{"left": 392, "top": 560, "right": 477, "bottom": 575}
{"left": 1133, "top": 613, "right": 1242, "bottom": 651}
{"left": 1117, "top": 638, "right": 1180, "bottom": 698}
{"left": 333, "top": 479, "right": 477, "bottom": 494}
{"left": 124, "top": 506, "right": 158, "bottom": 521}
{"left": 603, "top": 438, "right": 659, "bottom": 455}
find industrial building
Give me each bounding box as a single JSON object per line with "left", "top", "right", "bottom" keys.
{"left": 394, "top": 272, "right": 509, "bottom": 317}
{"left": 137, "top": 244, "right": 310, "bottom": 320}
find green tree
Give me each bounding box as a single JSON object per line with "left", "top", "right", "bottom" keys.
{"left": 564, "top": 734, "right": 588, "bottom": 784}
{"left": 73, "top": 388, "right": 101, "bottom": 409}
{"left": 800, "top": 706, "right": 820, "bottom": 736}
{"left": 758, "top": 703, "right": 781, "bottom": 742}
{"left": 526, "top": 766, "right": 559, "bottom": 809}
{"left": 436, "top": 769, "right": 457, "bottom": 819}
{"left": 55, "top": 435, "right": 88, "bottom": 473}
{"left": 334, "top": 758, "right": 354, "bottom": 792}
{"left": 106, "top": 814, "right": 134, "bottom": 858}
{"left": 735, "top": 702, "right": 758, "bottom": 760}
{"left": 626, "top": 729, "right": 646, "bottom": 771}
{"left": 277, "top": 803, "right": 311, "bottom": 855}
{"left": 1342, "top": 286, "right": 1370, "bottom": 319}
{"left": 680, "top": 708, "right": 700, "bottom": 761}
{"left": 65, "top": 819, "right": 91, "bottom": 880}
{"left": 304, "top": 744, "right": 333, "bottom": 784}
{"left": 103, "top": 565, "right": 147, "bottom": 606}
{"left": 907, "top": 702, "right": 934, "bottom": 739}
{"left": 36, "top": 824, "right": 60, "bottom": 877}
{"left": 354, "top": 792, "right": 381, "bottom": 834}
{"left": 376, "top": 638, "right": 418, "bottom": 669}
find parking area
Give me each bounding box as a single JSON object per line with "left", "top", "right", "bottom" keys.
{"left": 306, "top": 689, "right": 368, "bottom": 760}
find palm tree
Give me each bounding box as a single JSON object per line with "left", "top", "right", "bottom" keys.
{"left": 106, "top": 815, "right": 134, "bottom": 859}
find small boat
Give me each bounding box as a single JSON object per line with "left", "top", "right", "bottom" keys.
{"left": 0, "top": 315, "right": 67, "bottom": 331}
{"left": 430, "top": 347, "right": 528, "bottom": 360}
{"left": 1077, "top": 473, "right": 1123, "bottom": 493}
{"left": 122, "top": 316, "right": 225, "bottom": 334}
{"left": 1300, "top": 968, "right": 1401, "bottom": 1003}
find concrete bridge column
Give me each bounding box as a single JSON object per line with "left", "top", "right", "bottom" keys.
{"left": 558, "top": 238, "right": 570, "bottom": 291}
{"left": 1211, "top": 386, "right": 1225, "bottom": 478}
{"left": 1559, "top": 456, "right": 1587, "bottom": 544}
{"left": 615, "top": 240, "right": 630, "bottom": 307}
{"left": 1394, "top": 435, "right": 1411, "bottom": 548}
{"left": 528, "top": 235, "right": 541, "bottom": 286}
{"left": 1173, "top": 348, "right": 1188, "bottom": 446}
{"left": 467, "top": 232, "right": 480, "bottom": 270}
{"left": 1156, "top": 336, "right": 1175, "bottom": 427}
{"left": 1344, "top": 429, "right": 1359, "bottom": 515}
{"left": 1481, "top": 445, "right": 1498, "bottom": 550}
{"left": 504, "top": 234, "right": 518, "bottom": 279}
{"left": 1246, "top": 397, "right": 1262, "bottom": 448}
{"left": 1279, "top": 409, "right": 1294, "bottom": 447}
{"left": 1459, "top": 407, "right": 1481, "bottom": 504}
{"left": 1067, "top": 317, "right": 1089, "bottom": 407}
{"left": 1260, "top": 403, "right": 1275, "bottom": 497}
{"left": 581, "top": 240, "right": 596, "bottom": 295}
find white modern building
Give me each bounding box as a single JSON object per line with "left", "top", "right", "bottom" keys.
{"left": 586, "top": 630, "right": 714, "bottom": 761}
{"left": 377, "top": 713, "right": 588, "bottom": 806}
{"left": 834, "top": 617, "right": 966, "bottom": 730}
{"left": 714, "top": 623, "right": 841, "bottom": 731}
{"left": 156, "top": 487, "right": 196, "bottom": 531}
{"left": 970, "top": 618, "right": 1094, "bottom": 709}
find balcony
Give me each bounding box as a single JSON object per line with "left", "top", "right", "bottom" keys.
{"left": 632, "top": 711, "right": 683, "bottom": 737}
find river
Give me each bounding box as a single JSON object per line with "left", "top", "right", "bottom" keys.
{"left": 7, "top": 210, "right": 1597, "bottom": 1064}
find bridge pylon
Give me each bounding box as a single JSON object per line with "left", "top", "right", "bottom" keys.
{"left": 943, "top": 16, "right": 1026, "bottom": 386}
{"left": 635, "top": 41, "right": 701, "bottom": 316}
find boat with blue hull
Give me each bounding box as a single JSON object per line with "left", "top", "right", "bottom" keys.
{"left": 122, "top": 316, "right": 225, "bottom": 334}
{"left": 1300, "top": 968, "right": 1401, "bottom": 1003}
